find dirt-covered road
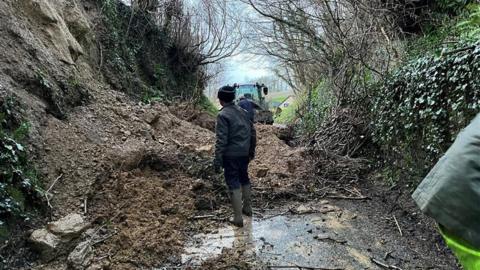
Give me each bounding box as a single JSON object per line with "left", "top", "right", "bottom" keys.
{"left": 175, "top": 125, "right": 459, "bottom": 269}
{"left": 26, "top": 92, "right": 457, "bottom": 269}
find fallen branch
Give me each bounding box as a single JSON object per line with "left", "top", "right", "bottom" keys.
{"left": 290, "top": 208, "right": 335, "bottom": 215}
{"left": 46, "top": 174, "right": 63, "bottom": 193}
{"left": 370, "top": 258, "right": 403, "bottom": 270}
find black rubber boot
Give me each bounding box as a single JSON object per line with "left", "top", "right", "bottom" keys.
{"left": 229, "top": 189, "right": 243, "bottom": 227}
{"left": 242, "top": 184, "right": 252, "bottom": 216}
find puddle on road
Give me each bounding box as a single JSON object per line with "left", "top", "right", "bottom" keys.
{"left": 181, "top": 207, "right": 381, "bottom": 269}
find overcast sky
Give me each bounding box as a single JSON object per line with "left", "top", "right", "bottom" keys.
{"left": 214, "top": 1, "right": 274, "bottom": 85}
{"left": 221, "top": 53, "right": 272, "bottom": 84}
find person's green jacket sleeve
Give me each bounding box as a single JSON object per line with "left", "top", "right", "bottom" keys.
{"left": 413, "top": 113, "right": 480, "bottom": 249}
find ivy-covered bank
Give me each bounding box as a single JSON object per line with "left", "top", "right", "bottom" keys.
{"left": 99, "top": 0, "right": 208, "bottom": 104}
{"left": 0, "top": 97, "right": 43, "bottom": 241}
{"left": 372, "top": 43, "right": 480, "bottom": 184}
{"left": 370, "top": 4, "right": 480, "bottom": 184}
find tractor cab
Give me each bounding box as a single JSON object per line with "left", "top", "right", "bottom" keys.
{"left": 234, "top": 83, "right": 268, "bottom": 104}
{"left": 232, "top": 83, "right": 273, "bottom": 124}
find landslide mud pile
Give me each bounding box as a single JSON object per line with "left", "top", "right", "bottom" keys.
{"left": 33, "top": 87, "right": 219, "bottom": 269}
{"left": 249, "top": 125, "right": 309, "bottom": 198}
{"left": 33, "top": 94, "right": 310, "bottom": 269}
{"left": 0, "top": 0, "right": 223, "bottom": 268}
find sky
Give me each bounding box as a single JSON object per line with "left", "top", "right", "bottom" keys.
{"left": 221, "top": 53, "right": 272, "bottom": 84}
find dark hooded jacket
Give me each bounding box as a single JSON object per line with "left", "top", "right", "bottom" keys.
{"left": 214, "top": 102, "right": 256, "bottom": 165}
{"left": 238, "top": 98, "right": 255, "bottom": 122}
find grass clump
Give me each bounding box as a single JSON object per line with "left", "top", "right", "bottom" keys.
{"left": 198, "top": 95, "right": 218, "bottom": 116}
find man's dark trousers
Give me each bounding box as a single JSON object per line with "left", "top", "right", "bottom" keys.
{"left": 223, "top": 156, "right": 250, "bottom": 190}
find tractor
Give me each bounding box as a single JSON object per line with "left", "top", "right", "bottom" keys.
{"left": 233, "top": 83, "right": 274, "bottom": 124}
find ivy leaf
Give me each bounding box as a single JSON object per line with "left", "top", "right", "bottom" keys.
{"left": 15, "top": 143, "right": 24, "bottom": 151}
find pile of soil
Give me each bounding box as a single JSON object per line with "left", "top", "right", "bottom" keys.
{"left": 1, "top": 86, "right": 205, "bottom": 270}
{"left": 249, "top": 125, "right": 309, "bottom": 195}
{"left": 170, "top": 103, "right": 217, "bottom": 132}
{"left": 33, "top": 87, "right": 220, "bottom": 269}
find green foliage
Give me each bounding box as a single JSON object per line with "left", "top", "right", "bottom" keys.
{"left": 371, "top": 42, "right": 480, "bottom": 184}
{"left": 99, "top": 0, "right": 205, "bottom": 102}
{"left": 35, "top": 70, "right": 53, "bottom": 91}
{"left": 141, "top": 86, "right": 165, "bottom": 104}
{"left": 457, "top": 3, "right": 480, "bottom": 41}
{"left": 404, "top": 2, "right": 480, "bottom": 60}
{"left": 269, "top": 95, "right": 290, "bottom": 104}
{"left": 0, "top": 97, "right": 43, "bottom": 227}
{"left": 406, "top": 23, "right": 457, "bottom": 59}
{"left": 198, "top": 95, "right": 218, "bottom": 116}
{"left": 275, "top": 82, "right": 335, "bottom": 131}
{"left": 274, "top": 100, "right": 297, "bottom": 124}
{"left": 437, "top": 0, "right": 470, "bottom": 13}
{"left": 296, "top": 82, "right": 335, "bottom": 136}
{"left": 0, "top": 222, "right": 8, "bottom": 240}
{"left": 101, "top": 0, "right": 138, "bottom": 92}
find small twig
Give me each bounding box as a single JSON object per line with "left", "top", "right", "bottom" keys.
{"left": 47, "top": 174, "right": 63, "bottom": 193}
{"left": 393, "top": 215, "right": 403, "bottom": 237}
{"left": 267, "top": 266, "right": 343, "bottom": 270}
{"left": 45, "top": 174, "right": 63, "bottom": 208}
{"left": 326, "top": 195, "right": 368, "bottom": 200}
{"left": 261, "top": 210, "right": 290, "bottom": 220}
{"left": 92, "top": 232, "right": 116, "bottom": 246}
{"left": 0, "top": 242, "right": 9, "bottom": 251}
{"left": 97, "top": 41, "right": 103, "bottom": 71}
{"left": 84, "top": 197, "right": 88, "bottom": 214}
{"left": 45, "top": 193, "right": 52, "bottom": 209}
{"left": 190, "top": 214, "right": 216, "bottom": 220}
{"left": 370, "top": 258, "right": 403, "bottom": 270}
{"left": 384, "top": 251, "right": 393, "bottom": 260}
{"left": 87, "top": 202, "right": 127, "bottom": 245}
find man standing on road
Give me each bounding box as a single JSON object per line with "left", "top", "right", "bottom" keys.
{"left": 213, "top": 85, "right": 257, "bottom": 227}
{"left": 238, "top": 94, "right": 255, "bottom": 122}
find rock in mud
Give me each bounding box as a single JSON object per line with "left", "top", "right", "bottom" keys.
{"left": 86, "top": 263, "right": 104, "bottom": 270}
{"left": 292, "top": 205, "right": 313, "bottom": 214}
{"left": 195, "top": 144, "right": 213, "bottom": 154}
{"left": 256, "top": 168, "right": 269, "bottom": 177}
{"left": 191, "top": 179, "right": 206, "bottom": 191}
{"left": 47, "top": 213, "right": 89, "bottom": 239}
{"left": 29, "top": 228, "right": 61, "bottom": 260}
{"left": 68, "top": 240, "right": 93, "bottom": 270}
{"left": 141, "top": 110, "right": 160, "bottom": 124}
